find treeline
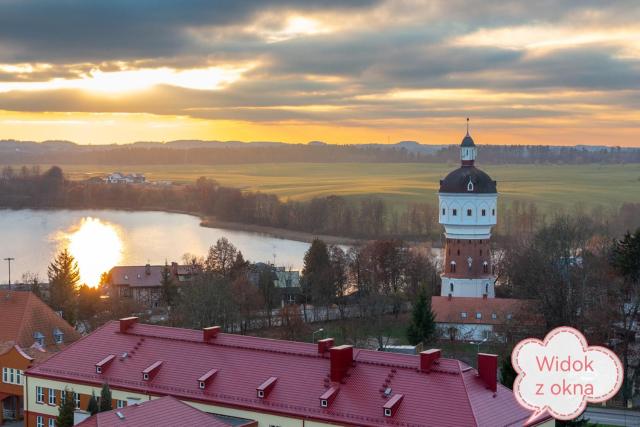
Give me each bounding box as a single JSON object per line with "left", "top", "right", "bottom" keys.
{"left": 170, "top": 237, "right": 438, "bottom": 349}
{"left": 497, "top": 218, "right": 640, "bottom": 403}
{"left": 0, "top": 140, "right": 639, "bottom": 164}
{"left": 1, "top": 165, "right": 639, "bottom": 240}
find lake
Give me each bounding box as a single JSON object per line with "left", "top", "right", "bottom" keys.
{"left": 0, "top": 209, "right": 314, "bottom": 286}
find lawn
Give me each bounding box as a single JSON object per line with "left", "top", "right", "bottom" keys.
{"left": 55, "top": 162, "right": 640, "bottom": 212}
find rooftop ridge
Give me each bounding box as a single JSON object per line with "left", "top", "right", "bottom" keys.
{"left": 458, "top": 360, "right": 480, "bottom": 427}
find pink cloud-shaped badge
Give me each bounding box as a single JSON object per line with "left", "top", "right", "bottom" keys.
{"left": 512, "top": 326, "right": 623, "bottom": 423}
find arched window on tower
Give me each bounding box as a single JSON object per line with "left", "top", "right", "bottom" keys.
{"left": 450, "top": 283, "right": 454, "bottom": 293}
{"left": 485, "top": 283, "right": 489, "bottom": 294}
{"left": 450, "top": 261, "right": 456, "bottom": 273}
{"left": 483, "top": 261, "right": 489, "bottom": 274}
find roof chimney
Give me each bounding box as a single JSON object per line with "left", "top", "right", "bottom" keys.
{"left": 142, "top": 361, "right": 163, "bottom": 381}
{"left": 319, "top": 386, "right": 339, "bottom": 408}
{"left": 317, "top": 338, "right": 334, "bottom": 354}
{"left": 145, "top": 263, "right": 151, "bottom": 275}
{"left": 420, "top": 349, "right": 441, "bottom": 373}
{"left": 203, "top": 326, "right": 221, "bottom": 342}
{"left": 119, "top": 317, "right": 138, "bottom": 333}
{"left": 95, "top": 354, "right": 116, "bottom": 374}
{"left": 330, "top": 345, "right": 353, "bottom": 382}
{"left": 477, "top": 353, "right": 498, "bottom": 392}
{"left": 171, "top": 262, "right": 178, "bottom": 275}
{"left": 383, "top": 393, "right": 404, "bottom": 417}
{"left": 257, "top": 376, "right": 277, "bottom": 398}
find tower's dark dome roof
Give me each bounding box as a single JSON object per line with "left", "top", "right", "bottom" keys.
{"left": 439, "top": 166, "right": 497, "bottom": 194}
{"left": 461, "top": 133, "right": 475, "bottom": 147}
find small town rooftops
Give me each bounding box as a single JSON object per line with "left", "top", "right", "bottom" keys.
{"left": 27, "top": 318, "right": 545, "bottom": 426}
{"left": 0, "top": 290, "right": 80, "bottom": 349}
{"left": 76, "top": 395, "right": 251, "bottom": 427}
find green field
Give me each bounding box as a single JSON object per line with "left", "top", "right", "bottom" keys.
{"left": 57, "top": 162, "right": 640, "bottom": 211}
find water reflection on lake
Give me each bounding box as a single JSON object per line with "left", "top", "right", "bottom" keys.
{"left": 0, "top": 209, "right": 314, "bottom": 287}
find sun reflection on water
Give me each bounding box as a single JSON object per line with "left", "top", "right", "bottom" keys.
{"left": 62, "top": 217, "right": 123, "bottom": 287}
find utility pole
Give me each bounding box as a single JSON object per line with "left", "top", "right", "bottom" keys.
{"left": 4, "top": 257, "right": 15, "bottom": 287}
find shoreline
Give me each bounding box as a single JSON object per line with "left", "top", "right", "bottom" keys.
{"left": 200, "top": 216, "right": 363, "bottom": 246}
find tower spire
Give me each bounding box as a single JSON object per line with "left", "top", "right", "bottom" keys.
{"left": 466, "top": 117, "right": 469, "bottom": 136}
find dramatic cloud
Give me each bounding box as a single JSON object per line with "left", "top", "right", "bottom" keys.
{"left": 0, "top": 0, "right": 638, "bottom": 145}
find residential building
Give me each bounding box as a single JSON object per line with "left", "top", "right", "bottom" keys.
{"left": 75, "top": 395, "right": 256, "bottom": 427}
{"left": 24, "top": 317, "right": 553, "bottom": 426}
{"left": 105, "top": 173, "right": 145, "bottom": 184}
{"left": 431, "top": 296, "right": 538, "bottom": 341}
{"left": 249, "top": 264, "right": 302, "bottom": 306}
{"left": 0, "top": 290, "right": 80, "bottom": 425}
{"left": 108, "top": 263, "right": 196, "bottom": 309}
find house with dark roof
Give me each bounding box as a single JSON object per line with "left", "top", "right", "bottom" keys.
{"left": 108, "top": 263, "right": 196, "bottom": 309}
{"left": 0, "top": 290, "right": 80, "bottom": 425}
{"left": 75, "top": 395, "right": 256, "bottom": 427}
{"left": 24, "top": 317, "right": 553, "bottom": 427}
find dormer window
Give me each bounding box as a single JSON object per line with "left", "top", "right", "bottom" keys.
{"left": 53, "top": 328, "right": 64, "bottom": 344}
{"left": 124, "top": 274, "right": 129, "bottom": 280}
{"left": 34, "top": 331, "right": 45, "bottom": 346}
{"left": 467, "top": 181, "right": 474, "bottom": 191}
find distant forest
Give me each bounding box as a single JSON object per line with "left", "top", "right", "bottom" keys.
{"left": 0, "top": 140, "right": 639, "bottom": 165}
{"left": 1, "top": 165, "right": 638, "bottom": 241}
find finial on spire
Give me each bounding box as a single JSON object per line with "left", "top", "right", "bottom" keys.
{"left": 466, "top": 117, "right": 469, "bottom": 135}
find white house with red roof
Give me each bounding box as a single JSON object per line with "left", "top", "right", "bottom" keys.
{"left": 23, "top": 317, "right": 553, "bottom": 427}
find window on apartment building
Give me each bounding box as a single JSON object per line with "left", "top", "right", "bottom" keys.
{"left": 1, "top": 367, "right": 20, "bottom": 384}
{"left": 36, "top": 416, "right": 44, "bottom": 427}
{"left": 60, "top": 391, "right": 66, "bottom": 404}
{"left": 460, "top": 312, "right": 467, "bottom": 319}
{"left": 48, "top": 388, "right": 56, "bottom": 405}
{"left": 117, "top": 400, "right": 126, "bottom": 409}
{"left": 492, "top": 313, "right": 498, "bottom": 320}
{"left": 73, "top": 392, "right": 81, "bottom": 409}
{"left": 476, "top": 312, "right": 482, "bottom": 319}
{"left": 48, "top": 418, "right": 56, "bottom": 427}
{"left": 36, "top": 386, "right": 44, "bottom": 403}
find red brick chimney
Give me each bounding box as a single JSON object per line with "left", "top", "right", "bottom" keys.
{"left": 317, "top": 338, "right": 334, "bottom": 354}
{"left": 420, "top": 349, "right": 441, "bottom": 373}
{"left": 477, "top": 353, "right": 498, "bottom": 392}
{"left": 203, "top": 326, "right": 221, "bottom": 342}
{"left": 119, "top": 317, "right": 138, "bottom": 333}
{"left": 330, "top": 345, "right": 353, "bottom": 382}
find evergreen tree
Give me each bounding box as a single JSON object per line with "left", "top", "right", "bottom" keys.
{"left": 500, "top": 355, "right": 517, "bottom": 389}
{"left": 87, "top": 391, "right": 99, "bottom": 415}
{"left": 301, "top": 239, "right": 333, "bottom": 312}
{"left": 160, "top": 261, "right": 178, "bottom": 308}
{"left": 48, "top": 249, "right": 80, "bottom": 324}
{"left": 57, "top": 389, "right": 75, "bottom": 427}
{"left": 99, "top": 383, "right": 112, "bottom": 412}
{"left": 406, "top": 288, "right": 437, "bottom": 346}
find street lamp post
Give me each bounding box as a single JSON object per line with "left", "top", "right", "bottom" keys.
{"left": 4, "top": 257, "right": 14, "bottom": 288}
{"left": 470, "top": 337, "right": 489, "bottom": 353}
{"left": 312, "top": 328, "right": 325, "bottom": 343}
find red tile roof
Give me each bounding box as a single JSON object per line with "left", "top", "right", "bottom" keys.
{"left": 76, "top": 396, "right": 241, "bottom": 427}
{"left": 28, "top": 320, "right": 545, "bottom": 427}
{"left": 432, "top": 296, "right": 532, "bottom": 325}
{"left": 0, "top": 290, "right": 80, "bottom": 349}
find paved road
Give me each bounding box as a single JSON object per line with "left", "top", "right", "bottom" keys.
{"left": 583, "top": 407, "right": 640, "bottom": 426}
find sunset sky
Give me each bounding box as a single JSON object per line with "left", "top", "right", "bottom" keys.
{"left": 0, "top": 1, "right": 638, "bottom": 146}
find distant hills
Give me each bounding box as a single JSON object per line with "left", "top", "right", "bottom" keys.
{"left": 0, "top": 139, "right": 637, "bottom": 164}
